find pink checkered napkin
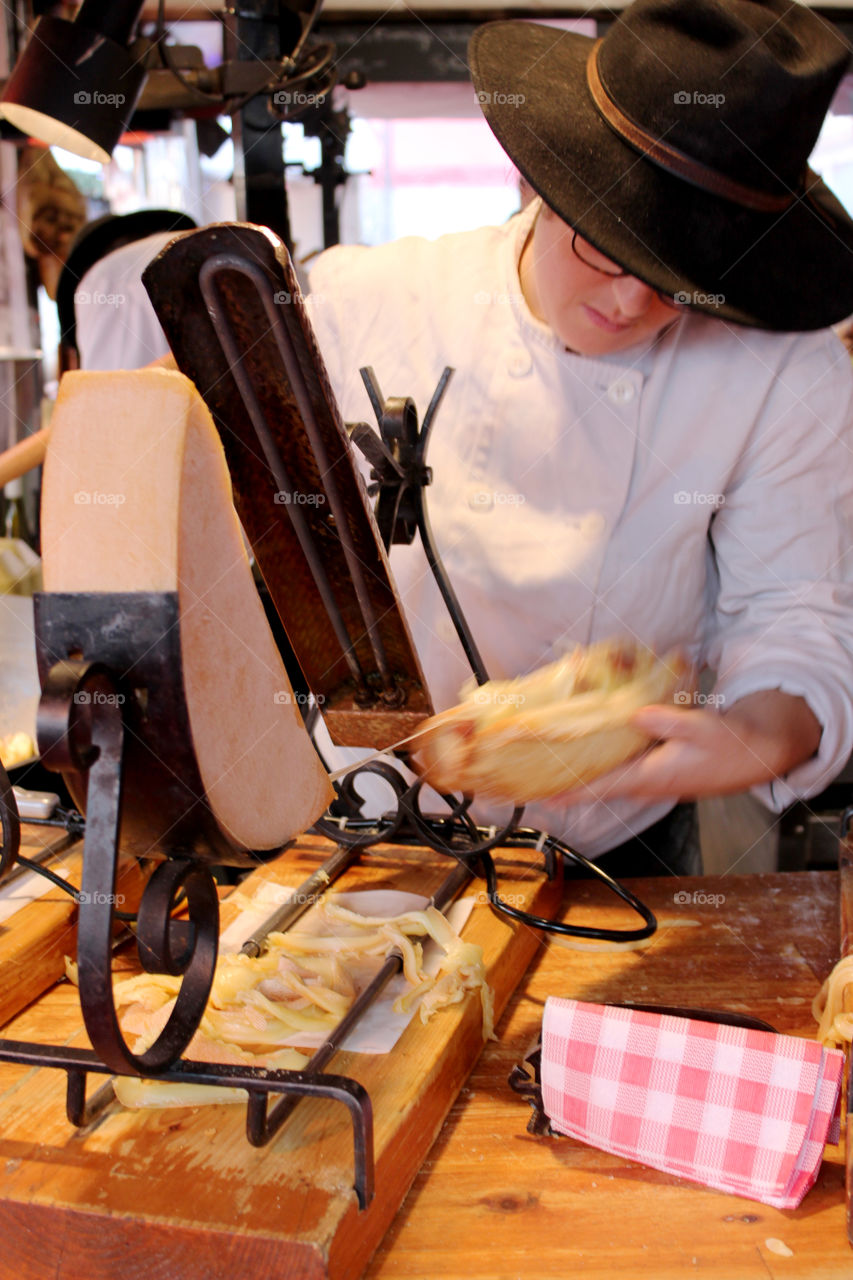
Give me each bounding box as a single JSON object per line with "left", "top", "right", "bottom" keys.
{"left": 540, "top": 998, "right": 844, "bottom": 1210}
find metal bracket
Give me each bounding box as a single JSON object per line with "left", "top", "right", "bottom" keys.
{"left": 351, "top": 366, "right": 441, "bottom": 550}
{"left": 37, "top": 658, "right": 220, "bottom": 1075}
{"left": 348, "top": 366, "right": 491, "bottom": 687}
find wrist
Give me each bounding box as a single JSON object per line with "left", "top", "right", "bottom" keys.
{"left": 722, "top": 690, "right": 821, "bottom": 777}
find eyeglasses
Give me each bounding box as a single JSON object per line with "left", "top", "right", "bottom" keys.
{"left": 571, "top": 230, "right": 683, "bottom": 310}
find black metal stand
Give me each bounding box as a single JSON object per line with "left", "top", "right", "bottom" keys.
{"left": 326, "top": 370, "right": 659, "bottom": 944}
{"left": 0, "top": 225, "right": 658, "bottom": 1212}
{"left": 313, "top": 761, "right": 656, "bottom": 945}
{"left": 37, "top": 659, "right": 219, "bottom": 1075}
{"left": 0, "top": 740, "right": 470, "bottom": 1208}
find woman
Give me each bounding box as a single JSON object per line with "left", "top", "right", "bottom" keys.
{"left": 307, "top": 0, "right": 853, "bottom": 873}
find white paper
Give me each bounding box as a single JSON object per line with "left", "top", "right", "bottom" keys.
{"left": 219, "top": 882, "right": 474, "bottom": 1055}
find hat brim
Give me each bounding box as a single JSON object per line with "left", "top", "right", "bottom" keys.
{"left": 470, "top": 21, "right": 853, "bottom": 330}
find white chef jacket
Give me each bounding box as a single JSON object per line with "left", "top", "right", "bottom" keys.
{"left": 76, "top": 232, "right": 174, "bottom": 371}
{"left": 306, "top": 199, "right": 853, "bottom": 857}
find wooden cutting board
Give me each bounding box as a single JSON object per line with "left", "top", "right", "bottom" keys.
{"left": 0, "top": 822, "right": 149, "bottom": 1027}
{"left": 0, "top": 835, "right": 564, "bottom": 1279}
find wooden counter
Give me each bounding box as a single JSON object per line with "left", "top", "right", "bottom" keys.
{"left": 0, "top": 857, "right": 846, "bottom": 1278}
{"left": 368, "top": 871, "right": 846, "bottom": 1280}
{"left": 0, "top": 837, "right": 559, "bottom": 1278}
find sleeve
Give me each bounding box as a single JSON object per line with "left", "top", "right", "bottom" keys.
{"left": 305, "top": 246, "right": 348, "bottom": 392}
{"left": 305, "top": 243, "right": 379, "bottom": 421}
{"left": 77, "top": 269, "right": 171, "bottom": 370}
{"left": 76, "top": 239, "right": 172, "bottom": 371}
{"left": 705, "top": 332, "right": 853, "bottom": 809}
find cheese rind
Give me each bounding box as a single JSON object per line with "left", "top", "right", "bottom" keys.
{"left": 41, "top": 368, "right": 332, "bottom": 849}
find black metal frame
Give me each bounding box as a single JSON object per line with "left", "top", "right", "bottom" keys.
{"left": 0, "top": 705, "right": 473, "bottom": 1209}
{"left": 314, "top": 362, "right": 658, "bottom": 944}
{"left": 0, "top": 237, "right": 658, "bottom": 1212}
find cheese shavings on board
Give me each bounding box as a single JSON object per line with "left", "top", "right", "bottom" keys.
{"left": 65, "top": 890, "right": 491, "bottom": 1108}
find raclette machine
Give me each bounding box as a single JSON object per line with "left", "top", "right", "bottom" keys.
{"left": 0, "top": 225, "right": 656, "bottom": 1206}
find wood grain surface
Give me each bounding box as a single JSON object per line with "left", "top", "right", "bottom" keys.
{"left": 367, "top": 871, "right": 846, "bottom": 1280}
{"left": 1, "top": 854, "right": 845, "bottom": 1278}
{"left": 0, "top": 823, "right": 149, "bottom": 1028}
{"left": 0, "top": 835, "right": 561, "bottom": 1280}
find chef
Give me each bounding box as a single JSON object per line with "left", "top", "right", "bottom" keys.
{"left": 307, "top": 0, "right": 853, "bottom": 875}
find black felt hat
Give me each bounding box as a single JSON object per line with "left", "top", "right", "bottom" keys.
{"left": 469, "top": 1, "right": 853, "bottom": 330}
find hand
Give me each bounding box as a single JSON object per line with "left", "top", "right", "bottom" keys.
{"left": 560, "top": 689, "right": 821, "bottom": 805}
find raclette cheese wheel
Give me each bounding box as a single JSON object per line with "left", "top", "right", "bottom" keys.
{"left": 41, "top": 368, "right": 333, "bottom": 850}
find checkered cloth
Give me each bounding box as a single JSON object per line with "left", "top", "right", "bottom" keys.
{"left": 541, "top": 998, "right": 844, "bottom": 1209}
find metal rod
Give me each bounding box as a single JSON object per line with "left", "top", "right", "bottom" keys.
{"left": 198, "top": 256, "right": 370, "bottom": 698}
{"left": 416, "top": 498, "right": 489, "bottom": 686}
{"left": 416, "top": 367, "right": 490, "bottom": 686}
{"left": 240, "top": 842, "right": 359, "bottom": 957}
{"left": 66, "top": 1069, "right": 116, "bottom": 1127}
{"left": 256, "top": 860, "right": 473, "bottom": 1138}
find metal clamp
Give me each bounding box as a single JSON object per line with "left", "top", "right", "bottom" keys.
{"left": 37, "top": 659, "right": 220, "bottom": 1075}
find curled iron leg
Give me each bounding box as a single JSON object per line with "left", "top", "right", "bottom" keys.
{"left": 38, "top": 660, "right": 219, "bottom": 1075}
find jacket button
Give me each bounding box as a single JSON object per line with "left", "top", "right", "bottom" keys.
{"left": 508, "top": 351, "right": 532, "bottom": 377}
{"left": 607, "top": 380, "right": 635, "bottom": 404}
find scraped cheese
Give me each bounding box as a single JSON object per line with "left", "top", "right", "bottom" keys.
{"left": 65, "top": 890, "right": 493, "bottom": 1109}
{"left": 41, "top": 368, "right": 333, "bottom": 850}
{"left": 412, "top": 639, "right": 687, "bottom": 802}
{"left": 812, "top": 953, "right": 853, "bottom": 1046}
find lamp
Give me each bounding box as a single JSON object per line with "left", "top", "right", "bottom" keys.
{"left": 0, "top": 0, "right": 149, "bottom": 164}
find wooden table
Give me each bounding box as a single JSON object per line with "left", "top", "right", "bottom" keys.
{"left": 0, "top": 837, "right": 559, "bottom": 1278}
{"left": 367, "top": 871, "right": 847, "bottom": 1280}
{"left": 0, "top": 857, "right": 846, "bottom": 1278}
